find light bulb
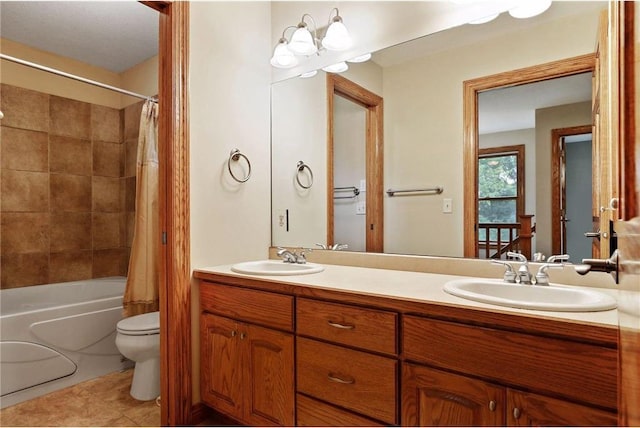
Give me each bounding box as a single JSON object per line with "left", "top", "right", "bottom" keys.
{"left": 270, "top": 40, "right": 298, "bottom": 69}
{"left": 300, "top": 70, "right": 318, "bottom": 78}
{"left": 322, "top": 19, "right": 352, "bottom": 51}
{"left": 509, "top": 0, "right": 551, "bottom": 19}
{"left": 322, "top": 62, "right": 348, "bottom": 73}
{"left": 347, "top": 53, "right": 372, "bottom": 63}
{"left": 289, "top": 25, "right": 317, "bottom": 56}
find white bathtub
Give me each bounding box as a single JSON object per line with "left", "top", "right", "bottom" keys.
{"left": 0, "top": 276, "right": 129, "bottom": 409}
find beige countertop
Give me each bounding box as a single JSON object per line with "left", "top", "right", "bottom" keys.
{"left": 194, "top": 262, "right": 619, "bottom": 329}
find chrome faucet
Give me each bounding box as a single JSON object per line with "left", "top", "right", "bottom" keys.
{"left": 534, "top": 263, "right": 564, "bottom": 285}
{"left": 315, "top": 243, "right": 349, "bottom": 251}
{"left": 276, "top": 247, "right": 310, "bottom": 264}
{"left": 547, "top": 254, "right": 570, "bottom": 263}
{"left": 491, "top": 260, "right": 516, "bottom": 283}
{"left": 507, "top": 252, "right": 532, "bottom": 284}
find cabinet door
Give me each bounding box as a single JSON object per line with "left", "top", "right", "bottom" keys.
{"left": 242, "top": 323, "right": 295, "bottom": 426}
{"left": 200, "top": 314, "right": 243, "bottom": 420}
{"left": 507, "top": 389, "right": 617, "bottom": 426}
{"left": 402, "top": 363, "right": 505, "bottom": 426}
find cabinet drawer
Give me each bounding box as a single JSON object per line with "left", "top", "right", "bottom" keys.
{"left": 296, "top": 394, "right": 384, "bottom": 427}
{"left": 297, "top": 337, "right": 397, "bottom": 424}
{"left": 403, "top": 315, "right": 617, "bottom": 410}
{"left": 200, "top": 282, "right": 293, "bottom": 331}
{"left": 297, "top": 298, "right": 398, "bottom": 355}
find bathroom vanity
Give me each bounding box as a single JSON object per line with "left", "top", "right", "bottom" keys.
{"left": 194, "top": 264, "right": 618, "bottom": 426}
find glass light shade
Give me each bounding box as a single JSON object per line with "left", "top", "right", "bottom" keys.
{"left": 322, "top": 62, "right": 348, "bottom": 73}
{"left": 468, "top": 13, "right": 499, "bottom": 24}
{"left": 347, "top": 53, "right": 372, "bottom": 63}
{"left": 321, "top": 20, "right": 352, "bottom": 51}
{"left": 300, "top": 70, "right": 318, "bottom": 78}
{"left": 288, "top": 26, "right": 317, "bottom": 56}
{"left": 509, "top": 0, "right": 551, "bottom": 19}
{"left": 270, "top": 41, "right": 298, "bottom": 68}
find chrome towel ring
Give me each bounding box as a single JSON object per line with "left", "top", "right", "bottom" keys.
{"left": 296, "top": 161, "right": 314, "bottom": 189}
{"left": 227, "top": 148, "right": 251, "bottom": 183}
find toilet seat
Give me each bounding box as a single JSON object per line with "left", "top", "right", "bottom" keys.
{"left": 117, "top": 311, "right": 160, "bottom": 336}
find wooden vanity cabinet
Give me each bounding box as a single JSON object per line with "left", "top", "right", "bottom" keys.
{"left": 402, "top": 315, "right": 617, "bottom": 426}
{"left": 199, "top": 282, "right": 295, "bottom": 426}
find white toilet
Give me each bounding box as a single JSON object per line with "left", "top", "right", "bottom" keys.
{"left": 115, "top": 311, "right": 160, "bottom": 401}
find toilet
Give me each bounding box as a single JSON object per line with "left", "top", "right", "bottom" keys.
{"left": 115, "top": 311, "right": 160, "bottom": 401}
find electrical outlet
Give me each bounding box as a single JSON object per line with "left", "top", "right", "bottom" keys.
{"left": 356, "top": 201, "right": 366, "bottom": 215}
{"left": 443, "top": 198, "right": 453, "bottom": 213}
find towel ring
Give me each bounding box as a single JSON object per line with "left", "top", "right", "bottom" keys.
{"left": 296, "top": 161, "right": 314, "bottom": 189}
{"left": 227, "top": 148, "right": 251, "bottom": 183}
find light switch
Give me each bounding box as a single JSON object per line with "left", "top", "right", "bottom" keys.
{"left": 443, "top": 198, "right": 453, "bottom": 214}
{"left": 356, "top": 201, "right": 366, "bottom": 215}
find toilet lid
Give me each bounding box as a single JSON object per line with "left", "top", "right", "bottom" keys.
{"left": 117, "top": 311, "right": 160, "bottom": 335}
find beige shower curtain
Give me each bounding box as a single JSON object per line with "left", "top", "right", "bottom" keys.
{"left": 123, "top": 100, "right": 159, "bottom": 317}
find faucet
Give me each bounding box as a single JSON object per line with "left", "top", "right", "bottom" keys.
{"left": 315, "top": 243, "right": 349, "bottom": 251}
{"left": 534, "top": 263, "right": 564, "bottom": 285}
{"left": 507, "top": 252, "right": 532, "bottom": 284}
{"left": 491, "top": 260, "right": 516, "bottom": 283}
{"left": 547, "top": 254, "right": 570, "bottom": 263}
{"left": 276, "top": 247, "right": 310, "bottom": 264}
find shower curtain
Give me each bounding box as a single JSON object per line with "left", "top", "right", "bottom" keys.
{"left": 123, "top": 100, "right": 159, "bottom": 317}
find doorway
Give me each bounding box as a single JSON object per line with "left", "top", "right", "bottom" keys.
{"left": 327, "top": 74, "right": 384, "bottom": 252}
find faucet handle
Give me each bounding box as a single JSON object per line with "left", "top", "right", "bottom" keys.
{"left": 547, "top": 254, "right": 570, "bottom": 263}
{"left": 507, "top": 251, "right": 528, "bottom": 263}
{"left": 535, "top": 263, "right": 564, "bottom": 285}
{"left": 491, "top": 260, "right": 517, "bottom": 283}
{"left": 315, "top": 243, "right": 329, "bottom": 250}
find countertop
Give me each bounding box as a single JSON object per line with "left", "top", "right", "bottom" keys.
{"left": 194, "top": 262, "right": 619, "bottom": 330}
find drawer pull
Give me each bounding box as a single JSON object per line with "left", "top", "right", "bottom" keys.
{"left": 513, "top": 407, "right": 521, "bottom": 419}
{"left": 327, "top": 320, "right": 355, "bottom": 330}
{"left": 327, "top": 373, "right": 355, "bottom": 384}
{"left": 489, "top": 400, "right": 496, "bottom": 411}
{"left": 231, "top": 330, "right": 237, "bottom": 337}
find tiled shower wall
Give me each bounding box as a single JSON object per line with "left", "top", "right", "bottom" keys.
{"left": 0, "top": 84, "right": 143, "bottom": 289}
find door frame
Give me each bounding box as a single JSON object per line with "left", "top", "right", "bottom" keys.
{"left": 140, "top": 1, "right": 191, "bottom": 425}
{"left": 326, "top": 74, "right": 384, "bottom": 252}
{"left": 551, "top": 125, "right": 593, "bottom": 255}
{"left": 463, "top": 53, "right": 596, "bottom": 257}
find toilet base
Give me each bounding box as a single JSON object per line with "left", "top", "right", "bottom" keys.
{"left": 130, "top": 357, "right": 160, "bottom": 401}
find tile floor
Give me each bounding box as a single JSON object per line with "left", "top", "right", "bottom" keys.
{"left": 0, "top": 370, "right": 160, "bottom": 427}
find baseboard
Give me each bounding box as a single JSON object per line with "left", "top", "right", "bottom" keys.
{"left": 190, "top": 402, "right": 242, "bottom": 426}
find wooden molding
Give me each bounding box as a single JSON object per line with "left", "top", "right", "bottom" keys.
{"left": 463, "top": 54, "right": 596, "bottom": 258}
{"left": 326, "top": 74, "right": 384, "bottom": 252}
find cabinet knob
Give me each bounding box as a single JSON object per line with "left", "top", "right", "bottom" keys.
{"left": 240, "top": 332, "right": 246, "bottom": 340}
{"left": 230, "top": 330, "right": 237, "bottom": 337}
{"left": 513, "top": 407, "right": 521, "bottom": 419}
{"left": 327, "top": 373, "right": 355, "bottom": 384}
{"left": 489, "top": 400, "right": 496, "bottom": 411}
{"left": 327, "top": 320, "right": 355, "bottom": 330}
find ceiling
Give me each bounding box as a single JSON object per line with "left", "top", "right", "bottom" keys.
{"left": 0, "top": 1, "right": 158, "bottom": 73}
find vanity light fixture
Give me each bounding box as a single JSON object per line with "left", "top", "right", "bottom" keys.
{"left": 508, "top": 0, "right": 552, "bottom": 19}
{"left": 347, "top": 52, "right": 372, "bottom": 63}
{"left": 322, "top": 62, "right": 349, "bottom": 73}
{"left": 270, "top": 8, "right": 355, "bottom": 70}
{"left": 299, "top": 70, "right": 318, "bottom": 78}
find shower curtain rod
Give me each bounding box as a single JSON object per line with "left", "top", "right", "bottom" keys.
{"left": 0, "top": 53, "right": 157, "bottom": 103}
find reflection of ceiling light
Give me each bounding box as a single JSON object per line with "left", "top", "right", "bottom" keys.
{"left": 347, "top": 53, "right": 372, "bottom": 63}
{"left": 509, "top": 0, "right": 552, "bottom": 19}
{"left": 299, "top": 70, "right": 318, "bottom": 78}
{"left": 468, "top": 13, "right": 499, "bottom": 24}
{"left": 322, "top": 62, "right": 348, "bottom": 73}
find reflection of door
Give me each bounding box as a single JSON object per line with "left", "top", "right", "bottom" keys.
{"left": 327, "top": 74, "right": 384, "bottom": 252}
{"left": 551, "top": 126, "right": 593, "bottom": 261}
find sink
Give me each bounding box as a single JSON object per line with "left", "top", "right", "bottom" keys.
{"left": 443, "top": 278, "right": 617, "bottom": 312}
{"left": 231, "top": 260, "right": 324, "bottom": 276}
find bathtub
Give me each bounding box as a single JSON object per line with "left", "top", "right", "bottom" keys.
{"left": 0, "top": 276, "right": 129, "bottom": 409}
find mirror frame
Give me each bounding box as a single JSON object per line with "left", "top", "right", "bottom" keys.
{"left": 462, "top": 53, "right": 597, "bottom": 258}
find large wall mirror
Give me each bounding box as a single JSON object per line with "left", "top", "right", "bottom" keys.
{"left": 271, "top": 1, "right": 610, "bottom": 260}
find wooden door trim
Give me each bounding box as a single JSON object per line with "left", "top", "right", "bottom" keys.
{"left": 550, "top": 125, "right": 593, "bottom": 255}
{"left": 326, "top": 74, "right": 384, "bottom": 252}
{"left": 143, "top": 1, "right": 191, "bottom": 425}
{"left": 463, "top": 53, "right": 596, "bottom": 257}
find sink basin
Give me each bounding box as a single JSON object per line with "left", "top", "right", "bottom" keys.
{"left": 443, "top": 278, "right": 617, "bottom": 312}
{"left": 231, "top": 260, "right": 324, "bottom": 276}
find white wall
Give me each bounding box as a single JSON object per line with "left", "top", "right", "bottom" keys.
{"left": 189, "top": 1, "right": 272, "bottom": 402}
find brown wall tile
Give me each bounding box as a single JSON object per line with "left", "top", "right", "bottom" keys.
{"left": 50, "top": 212, "right": 92, "bottom": 252}
{"left": 1, "top": 127, "right": 49, "bottom": 172}
{"left": 125, "top": 177, "right": 136, "bottom": 212}
{"left": 0, "top": 84, "right": 50, "bottom": 132}
{"left": 50, "top": 135, "right": 92, "bottom": 176}
{"left": 50, "top": 96, "right": 91, "bottom": 139}
{"left": 124, "top": 138, "right": 138, "bottom": 177}
{"left": 1, "top": 169, "right": 49, "bottom": 212}
{"left": 93, "top": 141, "right": 123, "bottom": 178}
{"left": 123, "top": 101, "right": 143, "bottom": 140}
{"left": 1, "top": 213, "right": 49, "bottom": 255}
{"left": 93, "top": 248, "right": 126, "bottom": 278}
{"left": 91, "top": 104, "right": 122, "bottom": 143}
{"left": 1, "top": 252, "right": 49, "bottom": 289}
{"left": 50, "top": 174, "right": 92, "bottom": 212}
{"left": 49, "top": 250, "right": 92, "bottom": 283}
{"left": 92, "top": 176, "right": 120, "bottom": 212}
{"left": 93, "top": 213, "right": 122, "bottom": 249}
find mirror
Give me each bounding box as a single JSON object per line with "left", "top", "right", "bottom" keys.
{"left": 271, "top": 1, "right": 609, "bottom": 258}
